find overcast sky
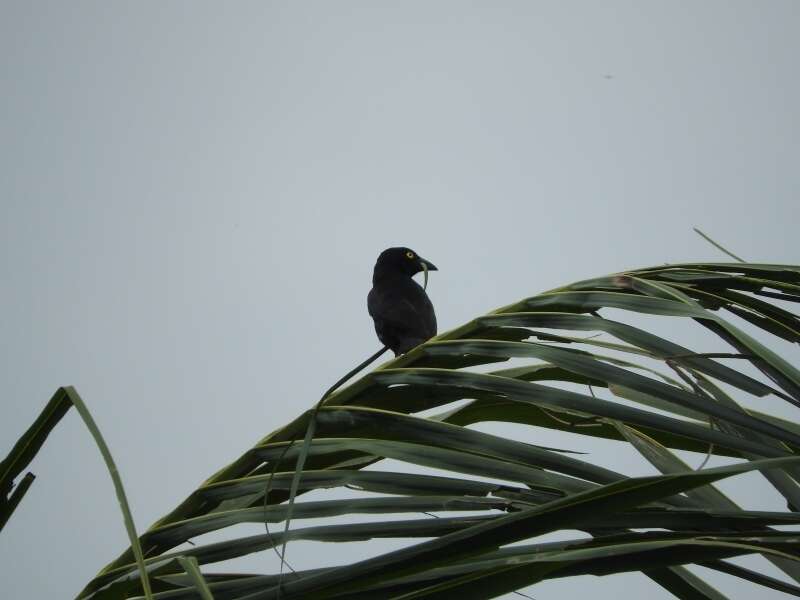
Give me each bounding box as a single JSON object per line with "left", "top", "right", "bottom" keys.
{"left": 1, "top": 2, "right": 799, "bottom": 599}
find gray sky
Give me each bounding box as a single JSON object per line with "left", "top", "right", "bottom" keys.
{"left": 1, "top": 1, "right": 799, "bottom": 598}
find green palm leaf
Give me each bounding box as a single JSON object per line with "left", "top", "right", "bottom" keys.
{"left": 69, "top": 262, "right": 800, "bottom": 600}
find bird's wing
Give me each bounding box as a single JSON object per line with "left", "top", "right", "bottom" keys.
{"left": 368, "top": 284, "right": 436, "bottom": 337}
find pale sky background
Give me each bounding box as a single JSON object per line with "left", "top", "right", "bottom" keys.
{"left": 1, "top": 1, "right": 799, "bottom": 599}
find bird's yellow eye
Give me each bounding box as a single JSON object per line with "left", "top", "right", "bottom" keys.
{"left": 406, "top": 251, "right": 415, "bottom": 259}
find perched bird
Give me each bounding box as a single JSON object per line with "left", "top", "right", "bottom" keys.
{"left": 368, "top": 247, "right": 438, "bottom": 356}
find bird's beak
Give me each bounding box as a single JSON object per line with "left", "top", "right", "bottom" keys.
{"left": 419, "top": 258, "right": 438, "bottom": 271}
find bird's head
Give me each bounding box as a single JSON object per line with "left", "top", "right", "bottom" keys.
{"left": 373, "top": 247, "right": 438, "bottom": 281}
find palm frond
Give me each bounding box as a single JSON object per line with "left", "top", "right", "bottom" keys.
{"left": 79, "top": 262, "right": 800, "bottom": 600}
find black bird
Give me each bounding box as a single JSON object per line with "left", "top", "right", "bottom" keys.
{"left": 368, "top": 247, "right": 438, "bottom": 356}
